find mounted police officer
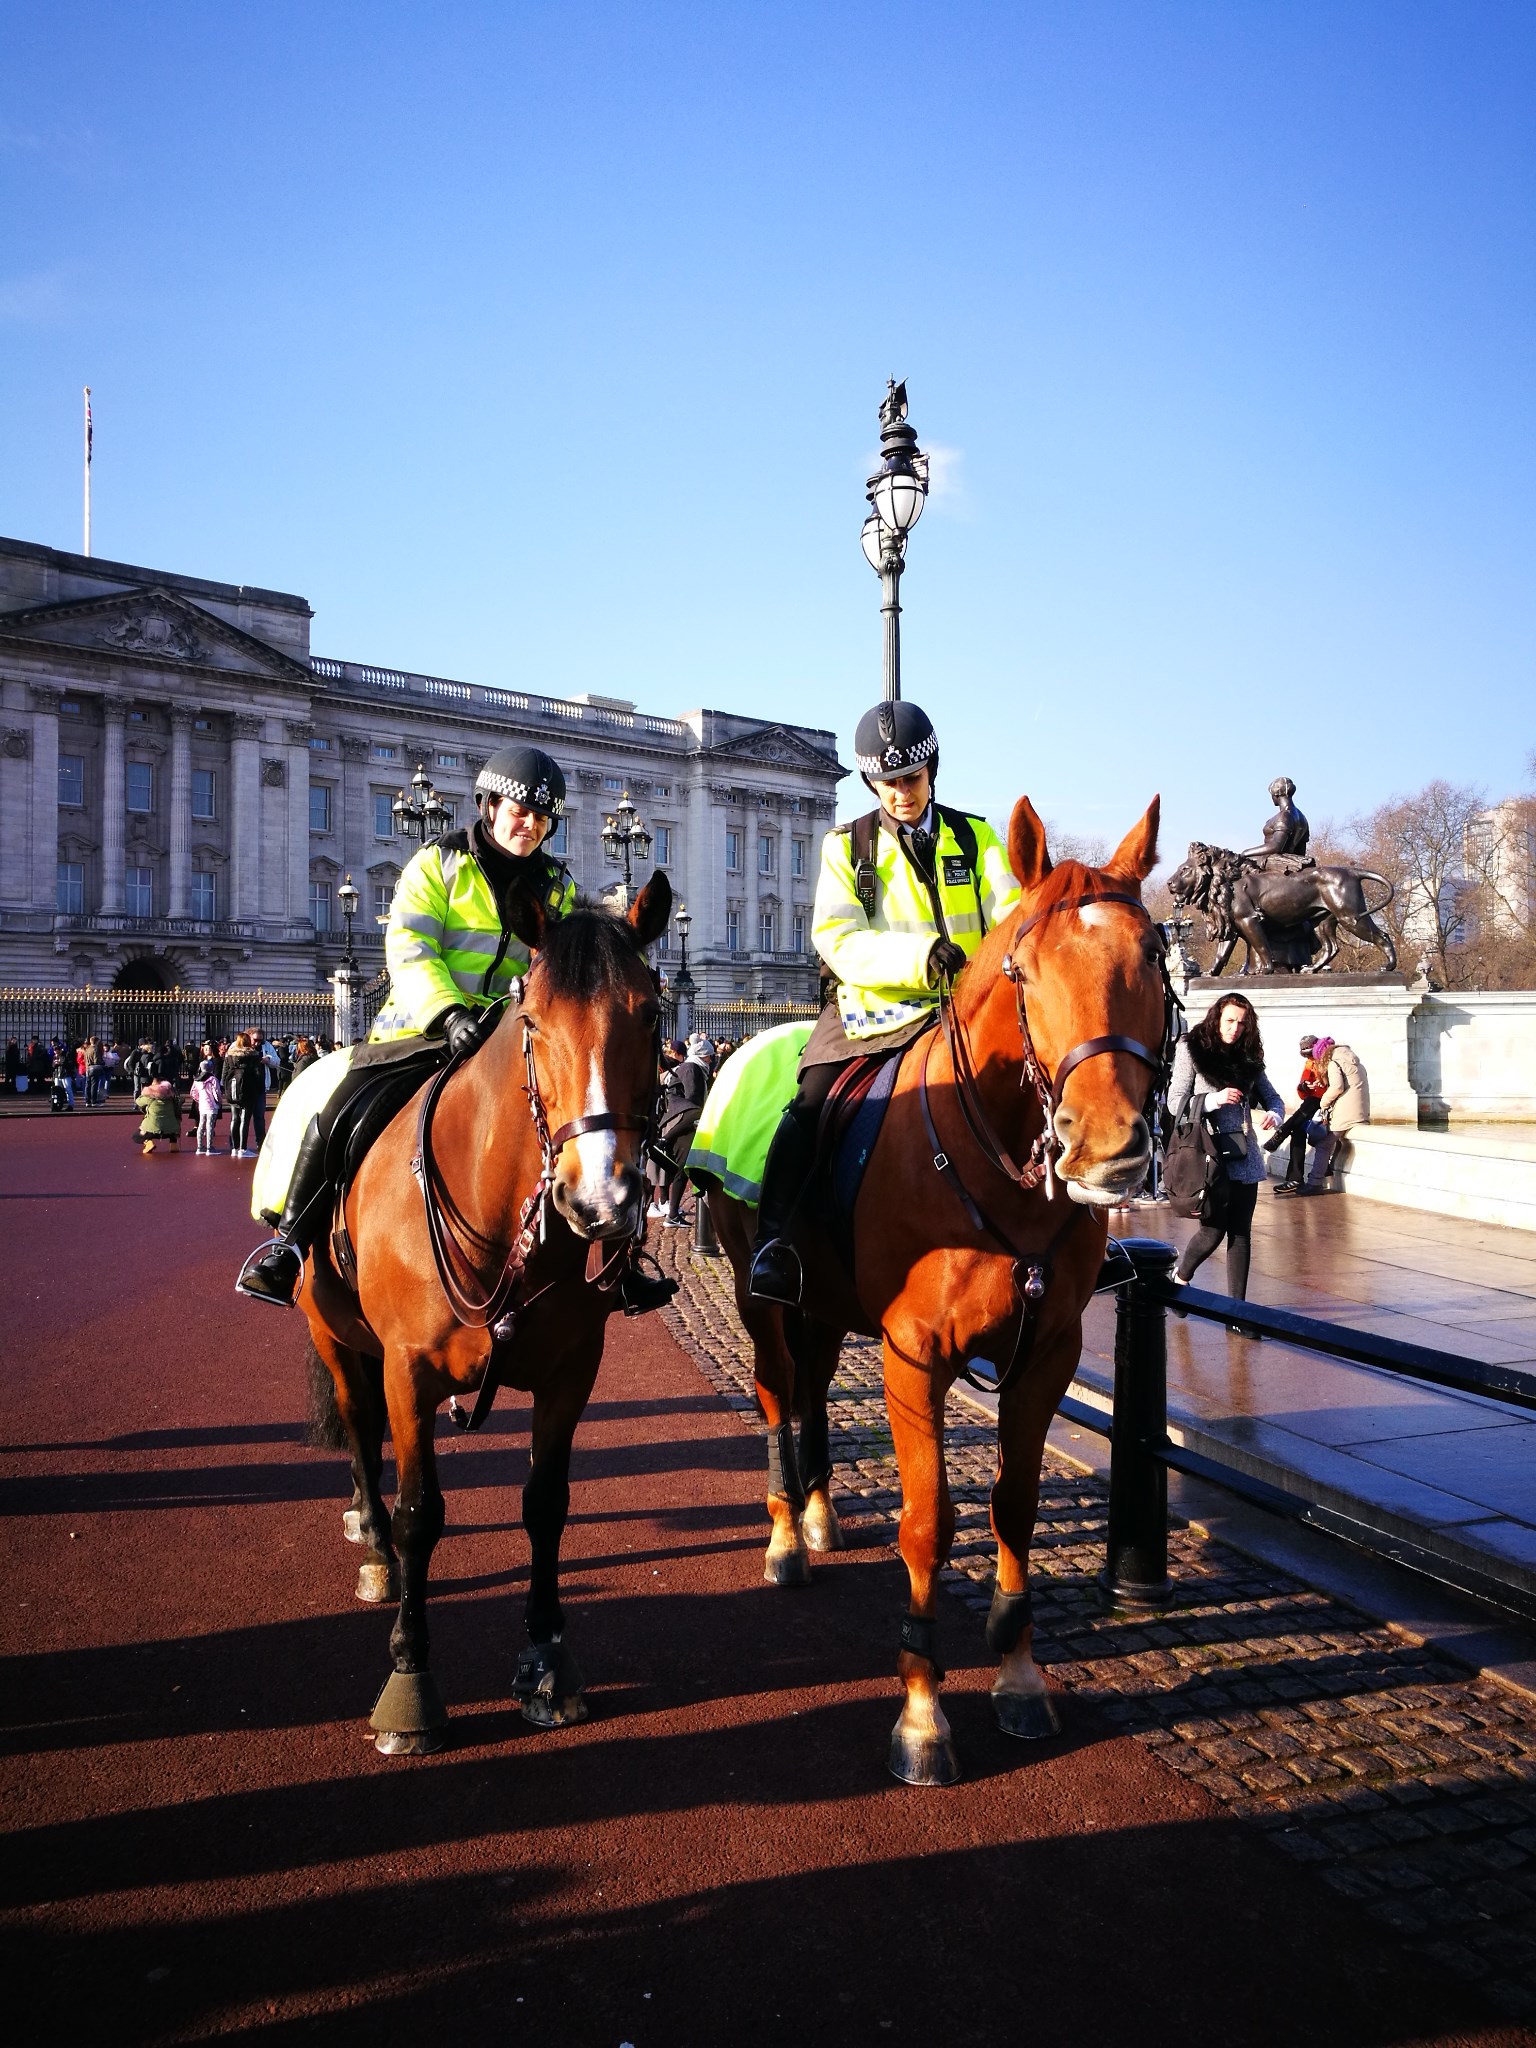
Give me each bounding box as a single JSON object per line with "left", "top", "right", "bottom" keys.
{"left": 748, "top": 699, "right": 1021, "bottom": 1305}
{"left": 238, "top": 745, "right": 673, "bottom": 1316}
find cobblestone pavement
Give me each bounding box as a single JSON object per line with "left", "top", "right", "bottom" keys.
{"left": 654, "top": 1222, "right": 1536, "bottom": 2026}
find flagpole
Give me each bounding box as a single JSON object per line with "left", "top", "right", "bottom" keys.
{"left": 82, "top": 386, "right": 92, "bottom": 556}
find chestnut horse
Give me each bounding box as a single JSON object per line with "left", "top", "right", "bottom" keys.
{"left": 301, "top": 873, "right": 671, "bottom": 1754}
{"left": 707, "top": 797, "right": 1168, "bottom": 1784}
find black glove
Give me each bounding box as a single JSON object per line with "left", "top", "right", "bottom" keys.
{"left": 929, "top": 938, "right": 968, "bottom": 982}
{"left": 441, "top": 1007, "right": 490, "bottom": 1060}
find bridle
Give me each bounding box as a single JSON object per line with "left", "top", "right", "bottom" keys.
{"left": 409, "top": 980, "right": 661, "bottom": 1429}
{"left": 916, "top": 887, "right": 1181, "bottom": 1391}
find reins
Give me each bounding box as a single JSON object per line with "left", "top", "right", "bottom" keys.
{"left": 408, "top": 984, "right": 661, "bottom": 1432}
{"left": 916, "top": 888, "right": 1180, "bottom": 1397}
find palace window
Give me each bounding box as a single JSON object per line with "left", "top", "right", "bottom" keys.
{"left": 760, "top": 909, "right": 775, "bottom": 953}
{"left": 194, "top": 717, "right": 210, "bottom": 731}
{"left": 436, "top": 750, "right": 460, "bottom": 769}
{"left": 373, "top": 880, "right": 394, "bottom": 921}
{"left": 56, "top": 862, "right": 84, "bottom": 914}
{"left": 58, "top": 755, "right": 84, "bottom": 807}
{"left": 654, "top": 824, "right": 672, "bottom": 866}
{"left": 374, "top": 792, "right": 395, "bottom": 838}
{"left": 603, "top": 775, "right": 623, "bottom": 792}
{"left": 545, "top": 815, "right": 568, "bottom": 857}
{"left": 191, "top": 871, "right": 217, "bottom": 921}
{"left": 60, "top": 700, "right": 81, "bottom": 716}
{"left": 372, "top": 743, "right": 399, "bottom": 763}
{"left": 309, "top": 879, "right": 332, "bottom": 931}
{"left": 725, "top": 828, "right": 743, "bottom": 872}
{"left": 653, "top": 783, "right": 670, "bottom": 799}
{"left": 791, "top": 837, "right": 807, "bottom": 877}
{"left": 726, "top": 909, "right": 740, "bottom": 953}
{"left": 309, "top": 736, "right": 331, "bottom": 751}
{"left": 310, "top": 784, "right": 333, "bottom": 833}
{"left": 192, "top": 768, "right": 216, "bottom": 821}
{"left": 126, "top": 865, "right": 154, "bottom": 916}
{"left": 758, "top": 833, "right": 775, "bottom": 875}
{"left": 792, "top": 913, "right": 807, "bottom": 954}
{"left": 788, "top": 795, "right": 802, "bottom": 813}
{"left": 126, "top": 761, "right": 154, "bottom": 813}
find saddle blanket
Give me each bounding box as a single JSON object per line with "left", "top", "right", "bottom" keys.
{"left": 686, "top": 1022, "right": 813, "bottom": 1208}
{"left": 249, "top": 1047, "right": 354, "bottom": 1223}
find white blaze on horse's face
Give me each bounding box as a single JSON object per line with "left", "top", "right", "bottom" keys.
{"left": 550, "top": 1051, "right": 645, "bottom": 1240}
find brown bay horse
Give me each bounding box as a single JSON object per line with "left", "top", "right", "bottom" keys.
{"left": 707, "top": 797, "right": 1169, "bottom": 1785}
{"left": 300, "top": 874, "right": 671, "bottom": 1754}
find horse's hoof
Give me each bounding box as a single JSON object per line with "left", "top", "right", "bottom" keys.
{"left": 355, "top": 1560, "right": 398, "bottom": 1604}
{"left": 374, "top": 1726, "right": 446, "bottom": 1757}
{"left": 369, "top": 1668, "right": 447, "bottom": 1749}
{"left": 342, "top": 1508, "right": 365, "bottom": 1545}
{"left": 801, "top": 1497, "right": 845, "bottom": 1553}
{"left": 519, "top": 1691, "right": 589, "bottom": 1730}
{"left": 887, "top": 1728, "right": 962, "bottom": 1788}
{"left": 763, "top": 1545, "right": 812, "bottom": 1586}
{"left": 992, "top": 1685, "right": 1061, "bottom": 1740}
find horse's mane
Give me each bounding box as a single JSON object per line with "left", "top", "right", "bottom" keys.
{"left": 954, "top": 860, "right": 1141, "bottom": 1024}
{"left": 531, "top": 902, "right": 646, "bottom": 1002}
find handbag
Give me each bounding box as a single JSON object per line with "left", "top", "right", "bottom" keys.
{"left": 1164, "top": 1087, "right": 1231, "bottom": 1222}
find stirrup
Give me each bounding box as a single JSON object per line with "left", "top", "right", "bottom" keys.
{"left": 619, "top": 1250, "right": 678, "bottom": 1318}
{"left": 235, "top": 1239, "right": 303, "bottom": 1308}
{"left": 749, "top": 1238, "right": 803, "bottom": 1306}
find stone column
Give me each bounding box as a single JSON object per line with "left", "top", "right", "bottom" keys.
{"left": 340, "top": 733, "right": 370, "bottom": 888}
{"left": 168, "top": 702, "right": 196, "bottom": 919}
{"left": 28, "top": 684, "right": 61, "bottom": 916}
{"left": 229, "top": 714, "right": 264, "bottom": 922}
{"left": 99, "top": 695, "right": 126, "bottom": 913}
{"left": 285, "top": 721, "right": 314, "bottom": 926}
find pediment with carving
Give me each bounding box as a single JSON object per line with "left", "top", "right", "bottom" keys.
{"left": 705, "top": 724, "right": 844, "bottom": 775}
{"left": 0, "top": 585, "right": 314, "bottom": 684}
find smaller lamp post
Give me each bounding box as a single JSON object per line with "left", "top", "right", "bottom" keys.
{"left": 672, "top": 902, "right": 695, "bottom": 1038}
{"left": 861, "top": 379, "right": 930, "bottom": 703}
{"left": 336, "top": 874, "right": 360, "bottom": 973}
{"left": 392, "top": 764, "right": 451, "bottom": 843}
{"left": 332, "top": 873, "right": 362, "bottom": 1050}
{"left": 600, "top": 789, "right": 653, "bottom": 909}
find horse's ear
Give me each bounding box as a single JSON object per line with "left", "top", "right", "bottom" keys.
{"left": 506, "top": 886, "right": 549, "bottom": 956}
{"left": 1007, "top": 796, "right": 1053, "bottom": 890}
{"left": 629, "top": 869, "right": 673, "bottom": 951}
{"left": 1106, "top": 797, "right": 1161, "bottom": 885}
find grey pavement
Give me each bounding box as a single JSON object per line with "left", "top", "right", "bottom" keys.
{"left": 1074, "top": 1190, "right": 1536, "bottom": 1607}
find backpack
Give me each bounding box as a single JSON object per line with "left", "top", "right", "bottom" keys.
{"left": 848, "top": 805, "right": 988, "bottom": 934}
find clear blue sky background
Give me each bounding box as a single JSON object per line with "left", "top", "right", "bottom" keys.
{"left": 4, "top": 2, "right": 1532, "bottom": 860}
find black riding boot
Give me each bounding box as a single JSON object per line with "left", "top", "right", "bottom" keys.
{"left": 749, "top": 1097, "right": 819, "bottom": 1305}
{"left": 618, "top": 1245, "right": 679, "bottom": 1317}
{"left": 236, "top": 1115, "right": 331, "bottom": 1308}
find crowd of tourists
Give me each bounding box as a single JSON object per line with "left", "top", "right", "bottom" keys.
{"left": 2, "top": 1030, "right": 332, "bottom": 1156}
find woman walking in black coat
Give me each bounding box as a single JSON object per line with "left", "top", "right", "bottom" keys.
{"left": 1168, "top": 993, "right": 1283, "bottom": 1304}
{"left": 222, "top": 1033, "right": 268, "bottom": 1159}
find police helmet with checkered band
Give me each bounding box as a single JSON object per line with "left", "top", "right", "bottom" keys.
{"left": 853, "top": 700, "right": 939, "bottom": 789}
{"left": 474, "top": 745, "right": 567, "bottom": 819}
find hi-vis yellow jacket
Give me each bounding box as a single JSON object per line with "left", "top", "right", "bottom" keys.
{"left": 369, "top": 833, "right": 576, "bottom": 1042}
{"left": 812, "top": 809, "right": 1020, "bottom": 1039}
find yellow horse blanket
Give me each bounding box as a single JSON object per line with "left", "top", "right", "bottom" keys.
{"left": 686, "top": 1022, "right": 812, "bottom": 1208}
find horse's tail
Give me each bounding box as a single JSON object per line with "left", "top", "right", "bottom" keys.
{"left": 1357, "top": 871, "right": 1396, "bottom": 918}
{"left": 305, "top": 1338, "right": 350, "bottom": 1451}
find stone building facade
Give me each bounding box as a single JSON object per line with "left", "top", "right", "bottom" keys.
{"left": 0, "top": 535, "right": 846, "bottom": 999}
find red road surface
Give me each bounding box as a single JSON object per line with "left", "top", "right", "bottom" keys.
{"left": 0, "top": 1120, "right": 1519, "bottom": 2046}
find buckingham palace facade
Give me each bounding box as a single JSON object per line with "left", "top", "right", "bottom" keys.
{"left": 0, "top": 534, "right": 846, "bottom": 1000}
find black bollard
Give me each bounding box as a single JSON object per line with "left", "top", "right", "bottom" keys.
{"left": 1099, "top": 1236, "right": 1175, "bottom": 1611}
{"left": 693, "top": 1186, "right": 722, "bottom": 1258}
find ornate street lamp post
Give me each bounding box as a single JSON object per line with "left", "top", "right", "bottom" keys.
{"left": 671, "top": 902, "right": 696, "bottom": 1038}
{"left": 600, "top": 789, "right": 652, "bottom": 908}
{"left": 860, "top": 378, "right": 930, "bottom": 703}
{"left": 336, "top": 873, "right": 360, "bottom": 974}
{"left": 391, "top": 763, "right": 451, "bottom": 843}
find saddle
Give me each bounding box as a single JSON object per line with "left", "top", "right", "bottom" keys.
{"left": 812, "top": 1027, "right": 929, "bottom": 1272}
{"left": 324, "top": 1039, "right": 446, "bottom": 1287}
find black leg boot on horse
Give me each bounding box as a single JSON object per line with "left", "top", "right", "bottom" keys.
{"left": 236, "top": 1114, "right": 332, "bottom": 1307}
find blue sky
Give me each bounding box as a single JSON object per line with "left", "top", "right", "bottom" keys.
{"left": 4, "top": 1, "right": 1532, "bottom": 860}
